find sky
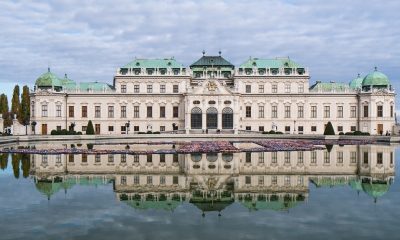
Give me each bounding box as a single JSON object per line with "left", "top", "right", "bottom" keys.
{"left": 0, "top": 0, "right": 399, "bottom": 107}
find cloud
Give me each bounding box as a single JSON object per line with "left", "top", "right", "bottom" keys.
{"left": 0, "top": 0, "right": 399, "bottom": 105}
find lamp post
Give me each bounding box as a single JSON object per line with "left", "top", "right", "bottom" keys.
{"left": 31, "top": 121, "right": 37, "bottom": 135}
{"left": 125, "top": 120, "right": 130, "bottom": 135}
{"left": 294, "top": 120, "right": 296, "bottom": 134}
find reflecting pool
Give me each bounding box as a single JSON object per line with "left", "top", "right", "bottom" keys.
{"left": 0, "top": 142, "right": 399, "bottom": 240}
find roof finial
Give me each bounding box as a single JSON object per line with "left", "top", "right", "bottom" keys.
{"left": 218, "top": 50, "right": 221, "bottom": 56}
{"left": 374, "top": 66, "right": 378, "bottom": 71}
{"left": 202, "top": 50, "right": 205, "bottom": 56}
{"left": 357, "top": 73, "right": 360, "bottom": 77}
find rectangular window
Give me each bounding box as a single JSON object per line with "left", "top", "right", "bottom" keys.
{"left": 363, "top": 105, "right": 369, "bottom": 118}
{"left": 121, "top": 154, "right": 126, "bottom": 163}
{"left": 82, "top": 106, "right": 87, "bottom": 118}
{"left": 134, "top": 155, "right": 139, "bottom": 163}
{"left": 82, "top": 153, "right": 88, "bottom": 163}
{"left": 390, "top": 152, "right": 394, "bottom": 164}
{"left": 259, "top": 126, "right": 264, "bottom": 132}
{"left": 56, "top": 105, "right": 62, "bottom": 117}
{"left": 134, "top": 175, "right": 140, "bottom": 185}
{"left": 338, "top": 126, "right": 343, "bottom": 132}
{"left": 173, "top": 106, "right": 179, "bottom": 118}
{"left": 41, "top": 105, "right": 48, "bottom": 117}
{"left": 285, "top": 126, "right": 290, "bottom": 133}
{"left": 82, "top": 126, "right": 87, "bottom": 132}
{"left": 147, "top": 154, "right": 153, "bottom": 163}
{"left": 311, "top": 151, "right": 317, "bottom": 163}
{"left": 298, "top": 106, "right": 304, "bottom": 118}
{"left": 258, "top": 176, "right": 264, "bottom": 185}
{"left": 245, "top": 176, "right": 251, "bottom": 185}
{"left": 298, "top": 151, "right": 304, "bottom": 164}
{"left": 284, "top": 176, "right": 291, "bottom": 186}
{"left": 173, "top": 176, "right": 179, "bottom": 185}
{"left": 350, "top": 151, "right": 357, "bottom": 163}
{"left": 285, "top": 83, "right": 291, "bottom": 93}
{"left": 311, "top": 126, "right": 317, "bottom": 132}
{"left": 258, "top": 152, "right": 264, "bottom": 163}
{"left": 245, "top": 126, "right": 251, "bottom": 131}
{"left": 269, "top": 152, "right": 276, "bottom": 164}
{"left": 363, "top": 152, "right": 369, "bottom": 164}
{"left": 377, "top": 105, "right": 383, "bottom": 117}
{"left": 108, "top": 126, "right": 114, "bottom": 132}
{"left": 271, "top": 176, "right": 277, "bottom": 185}
{"left": 120, "top": 126, "right": 126, "bottom": 132}
{"left": 298, "top": 83, "right": 304, "bottom": 93}
{"left": 324, "top": 106, "right": 330, "bottom": 118}
{"left": 121, "top": 84, "right": 127, "bottom": 93}
{"left": 246, "top": 152, "right": 252, "bottom": 163}
{"left": 68, "top": 106, "right": 74, "bottom": 118}
{"left": 284, "top": 152, "right": 291, "bottom": 163}
{"left": 390, "top": 106, "right": 394, "bottom": 118}
{"left": 134, "top": 106, "right": 139, "bottom": 118}
{"left": 108, "top": 154, "right": 114, "bottom": 163}
{"left": 31, "top": 103, "right": 35, "bottom": 117}
{"left": 337, "top": 151, "right": 343, "bottom": 163}
{"left": 121, "top": 106, "right": 126, "bottom": 118}
{"left": 246, "top": 106, "right": 251, "bottom": 118}
{"left": 298, "top": 176, "right": 304, "bottom": 186}
{"left": 134, "top": 85, "right": 139, "bottom": 93}
{"left": 377, "top": 152, "right": 383, "bottom": 164}
{"left": 337, "top": 106, "right": 343, "bottom": 118}
{"left": 160, "top": 106, "right": 165, "bottom": 118}
{"left": 271, "top": 106, "right": 278, "bottom": 118}
{"left": 173, "top": 85, "right": 179, "bottom": 93}
{"left": 160, "top": 126, "right": 165, "bottom": 132}
{"left": 258, "top": 85, "right": 264, "bottom": 93}
{"left": 95, "top": 154, "right": 101, "bottom": 163}
{"left": 298, "top": 126, "right": 304, "bottom": 133}
{"left": 95, "top": 106, "right": 101, "bottom": 118}
{"left": 147, "top": 84, "right": 153, "bottom": 93}
{"left": 147, "top": 176, "right": 153, "bottom": 185}
{"left": 69, "top": 154, "right": 74, "bottom": 163}
{"left": 160, "top": 175, "right": 166, "bottom": 185}
{"left": 56, "top": 154, "right": 61, "bottom": 164}
{"left": 258, "top": 106, "right": 264, "bottom": 118}
{"left": 311, "top": 106, "right": 317, "bottom": 118}
{"left": 350, "top": 106, "right": 357, "bottom": 118}
{"left": 285, "top": 106, "right": 291, "bottom": 118}
{"left": 108, "top": 106, "right": 114, "bottom": 118}
{"left": 147, "top": 106, "right": 152, "bottom": 118}
{"left": 121, "top": 176, "right": 127, "bottom": 185}
{"left": 272, "top": 84, "right": 278, "bottom": 93}
{"left": 173, "top": 154, "right": 179, "bottom": 163}
{"left": 351, "top": 126, "right": 357, "bottom": 131}
{"left": 160, "top": 84, "right": 166, "bottom": 93}
{"left": 134, "top": 126, "right": 139, "bottom": 132}
{"left": 160, "top": 154, "right": 165, "bottom": 163}
{"left": 245, "top": 85, "right": 251, "bottom": 93}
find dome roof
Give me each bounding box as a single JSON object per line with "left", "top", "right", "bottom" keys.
{"left": 362, "top": 68, "right": 390, "bottom": 86}
{"left": 362, "top": 182, "right": 390, "bottom": 199}
{"left": 60, "top": 73, "right": 75, "bottom": 85}
{"left": 35, "top": 68, "right": 63, "bottom": 87}
{"left": 349, "top": 74, "right": 363, "bottom": 89}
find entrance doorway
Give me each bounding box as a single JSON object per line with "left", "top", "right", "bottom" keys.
{"left": 95, "top": 124, "right": 101, "bottom": 135}
{"left": 377, "top": 124, "right": 383, "bottom": 135}
{"left": 206, "top": 107, "right": 218, "bottom": 129}
{"left": 41, "top": 124, "right": 47, "bottom": 135}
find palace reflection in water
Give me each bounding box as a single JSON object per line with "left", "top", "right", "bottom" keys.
{"left": 23, "top": 144, "right": 395, "bottom": 214}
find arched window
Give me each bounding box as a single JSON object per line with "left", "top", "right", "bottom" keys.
{"left": 191, "top": 153, "right": 202, "bottom": 162}
{"left": 206, "top": 153, "right": 218, "bottom": 162}
{"left": 222, "top": 153, "right": 233, "bottom": 162}
{"left": 191, "top": 107, "right": 202, "bottom": 129}
{"left": 206, "top": 107, "right": 218, "bottom": 129}
{"left": 222, "top": 107, "right": 233, "bottom": 129}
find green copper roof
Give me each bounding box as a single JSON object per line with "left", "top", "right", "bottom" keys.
{"left": 35, "top": 180, "right": 73, "bottom": 198}
{"left": 190, "top": 56, "right": 234, "bottom": 68}
{"left": 239, "top": 57, "right": 302, "bottom": 69}
{"left": 362, "top": 182, "right": 390, "bottom": 199}
{"left": 309, "top": 82, "right": 350, "bottom": 92}
{"left": 122, "top": 58, "right": 184, "bottom": 69}
{"left": 240, "top": 199, "right": 303, "bottom": 211}
{"left": 35, "top": 69, "right": 63, "bottom": 87}
{"left": 349, "top": 179, "right": 363, "bottom": 191}
{"left": 60, "top": 74, "right": 75, "bottom": 85}
{"left": 311, "top": 177, "right": 348, "bottom": 188}
{"left": 349, "top": 74, "right": 363, "bottom": 89}
{"left": 362, "top": 68, "right": 390, "bottom": 86}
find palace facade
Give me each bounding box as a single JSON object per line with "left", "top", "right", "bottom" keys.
{"left": 29, "top": 54, "right": 396, "bottom": 135}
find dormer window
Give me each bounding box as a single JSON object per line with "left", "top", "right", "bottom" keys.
{"left": 147, "top": 69, "right": 153, "bottom": 75}
{"left": 134, "top": 69, "right": 141, "bottom": 75}
{"left": 173, "top": 69, "right": 180, "bottom": 75}
{"left": 284, "top": 68, "right": 292, "bottom": 75}
{"left": 271, "top": 68, "right": 279, "bottom": 75}
{"left": 160, "top": 69, "right": 166, "bottom": 75}
{"left": 245, "top": 69, "right": 252, "bottom": 75}
{"left": 258, "top": 69, "right": 265, "bottom": 75}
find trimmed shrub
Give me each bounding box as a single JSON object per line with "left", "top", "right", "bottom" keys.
{"left": 86, "top": 120, "right": 95, "bottom": 135}
{"left": 324, "top": 122, "right": 335, "bottom": 135}
{"left": 339, "top": 132, "right": 344, "bottom": 135}
{"left": 87, "top": 144, "right": 94, "bottom": 150}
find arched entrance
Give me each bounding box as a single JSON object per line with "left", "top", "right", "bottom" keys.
{"left": 222, "top": 107, "right": 233, "bottom": 129}
{"left": 191, "top": 107, "right": 202, "bottom": 129}
{"left": 206, "top": 107, "right": 218, "bottom": 129}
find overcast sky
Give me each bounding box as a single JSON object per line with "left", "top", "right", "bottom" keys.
{"left": 0, "top": 0, "right": 399, "bottom": 106}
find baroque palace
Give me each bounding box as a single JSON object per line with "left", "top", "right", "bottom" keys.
{"left": 29, "top": 53, "right": 396, "bottom": 135}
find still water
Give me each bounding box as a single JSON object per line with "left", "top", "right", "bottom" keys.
{"left": 0, "top": 142, "right": 399, "bottom": 240}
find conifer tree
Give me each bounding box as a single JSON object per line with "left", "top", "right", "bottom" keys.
{"left": 11, "top": 85, "right": 20, "bottom": 119}
{"left": 19, "top": 85, "right": 30, "bottom": 125}
{"left": 0, "top": 94, "right": 12, "bottom": 127}
{"left": 86, "top": 120, "right": 95, "bottom": 135}
{"left": 324, "top": 121, "right": 335, "bottom": 135}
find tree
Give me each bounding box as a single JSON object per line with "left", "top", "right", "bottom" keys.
{"left": 21, "top": 154, "right": 30, "bottom": 178}
{"left": 0, "top": 153, "right": 8, "bottom": 170}
{"left": 11, "top": 154, "right": 20, "bottom": 179}
{"left": 0, "top": 94, "right": 12, "bottom": 127}
{"left": 324, "top": 121, "right": 335, "bottom": 135}
{"left": 19, "top": 85, "right": 30, "bottom": 125}
{"left": 86, "top": 120, "right": 95, "bottom": 135}
{"left": 11, "top": 85, "right": 20, "bottom": 119}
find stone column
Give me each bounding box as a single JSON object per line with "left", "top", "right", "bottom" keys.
{"left": 202, "top": 112, "right": 207, "bottom": 131}
{"left": 185, "top": 112, "right": 190, "bottom": 134}
{"left": 217, "top": 112, "right": 222, "bottom": 130}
